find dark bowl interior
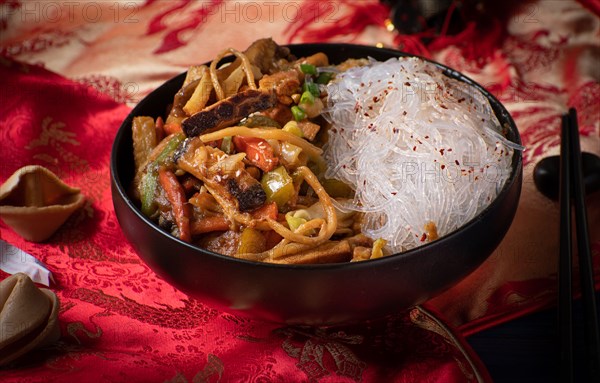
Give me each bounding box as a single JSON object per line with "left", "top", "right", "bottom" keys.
{"left": 111, "top": 43, "right": 523, "bottom": 325}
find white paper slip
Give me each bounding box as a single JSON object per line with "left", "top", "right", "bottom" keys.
{"left": 0, "top": 239, "right": 54, "bottom": 286}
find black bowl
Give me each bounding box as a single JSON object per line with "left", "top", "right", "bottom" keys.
{"left": 111, "top": 43, "right": 522, "bottom": 325}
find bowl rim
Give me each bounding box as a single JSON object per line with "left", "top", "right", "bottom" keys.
{"left": 110, "top": 42, "right": 523, "bottom": 271}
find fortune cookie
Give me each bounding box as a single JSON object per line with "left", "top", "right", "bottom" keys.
{"left": 0, "top": 165, "right": 86, "bottom": 242}
{"left": 0, "top": 273, "right": 60, "bottom": 366}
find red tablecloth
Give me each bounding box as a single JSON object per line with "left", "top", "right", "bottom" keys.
{"left": 1, "top": 1, "right": 599, "bottom": 382}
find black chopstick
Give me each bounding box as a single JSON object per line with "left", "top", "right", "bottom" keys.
{"left": 559, "top": 112, "right": 573, "bottom": 383}
{"left": 567, "top": 108, "right": 600, "bottom": 381}
{"left": 559, "top": 108, "right": 600, "bottom": 382}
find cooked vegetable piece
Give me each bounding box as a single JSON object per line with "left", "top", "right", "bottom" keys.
{"left": 132, "top": 116, "right": 157, "bottom": 172}
{"left": 282, "top": 121, "right": 303, "bottom": 137}
{"left": 261, "top": 166, "right": 294, "bottom": 209}
{"left": 291, "top": 106, "right": 306, "bottom": 121}
{"left": 232, "top": 136, "right": 278, "bottom": 172}
{"left": 191, "top": 216, "right": 230, "bottom": 234}
{"left": 316, "top": 72, "right": 334, "bottom": 84}
{"left": 300, "top": 91, "right": 314, "bottom": 105}
{"left": 220, "top": 136, "right": 233, "bottom": 154}
{"left": 237, "top": 228, "right": 266, "bottom": 254}
{"left": 164, "top": 122, "right": 183, "bottom": 134}
{"left": 140, "top": 171, "right": 158, "bottom": 217}
{"left": 183, "top": 65, "right": 212, "bottom": 116}
{"left": 300, "top": 63, "right": 317, "bottom": 75}
{"left": 242, "top": 114, "right": 281, "bottom": 128}
{"left": 251, "top": 202, "right": 278, "bottom": 220}
{"left": 279, "top": 142, "right": 303, "bottom": 167}
{"left": 158, "top": 167, "right": 191, "bottom": 242}
{"left": 286, "top": 213, "right": 307, "bottom": 232}
{"left": 302, "top": 81, "right": 320, "bottom": 97}
{"left": 139, "top": 133, "right": 185, "bottom": 216}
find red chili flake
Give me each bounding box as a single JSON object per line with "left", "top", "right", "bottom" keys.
{"left": 405, "top": 82, "right": 411, "bottom": 86}
{"left": 420, "top": 233, "right": 427, "bottom": 242}
{"left": 417, "top": 140, "right": 422, "bottom": 144}
{"left": 373, "top": 96, "right": 380, "bottom": 102}
{"left": 447, "top": 148, "right": 452, "bottom": 152}
{"left": 393, "top": 128, "right": 399, "bottom": 133}
{"left": 413, "top": 146, "right": 417, "bottom": 151}
{"left": 458, "top": 98, "right": 465, "bottom": 103}
{"left": 364, "top": 113, "right": 370, "bottom": 117}
{"left": 424, "top": 135, "right": 429, "bottom": 139}
{"left": 455, "top": 160, "right": 460, "bottom": 165}
{"left": 391, "top": 192, "right": 397, "bottom": 196}
{"left": 475, "top": 176, "right": 479, "bottom": 180}
{"left": 403, "top": 111, "right": 407, "bottom": 116}
{"left": 360, "top": 82, "right": 365, "bottom": 87}
{"left": 440, "top": 104, "right": 448, "bottom": 109}
{"left": 441, "top": 164, "right": 446, "bottom": 170}
{"left": 439, "top": 149, "right": 445, "bottom": 155}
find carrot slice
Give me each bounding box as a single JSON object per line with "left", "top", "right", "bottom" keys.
{"left": 164, "top": 122, "right": 183, "bottom": 135}
{"left": 251, "top": 202, "right": 278, "bottom": 220}
{"left": 158, "top": 167, "right": 191, "bottom": 242}
{"left": 232, "top": 136, "right": 278, "bottom": 172}
{"left": 191, "top": 216, "right": 230, "bottom": 234}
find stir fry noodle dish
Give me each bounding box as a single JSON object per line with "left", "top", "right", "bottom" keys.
{"left": 130, "top": 38, "right": 520, "bottom": 264}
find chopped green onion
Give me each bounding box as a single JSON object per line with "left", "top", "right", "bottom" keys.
{"left": 302, "top": 82, "right": 320, "bottom": 97}
{"left": 282, "top": 121, "right": 304, "bottom": 137}
{"left": 291, "top": 105, "right": 306, "bottom": 121}
{"left": 220, "top": 136, "right": 233, "bottom": 154}
{"left": 299, "top": 90, "right": 315, "bottom": 105}
{"left": 316, "top": 72, "right": 333, "bottom": 84}
{"left": 300, "top": 63, "right": 317, "bottom": 76}
{"left": 285, "top": 213, "right": 307, "bottom": 232}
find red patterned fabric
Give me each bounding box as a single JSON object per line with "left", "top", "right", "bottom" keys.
{"left": 1, "top": 0, "right": 599, "bottom": 381}
{"left": 0, "top": 60, "right": 489, "bottom": 383}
